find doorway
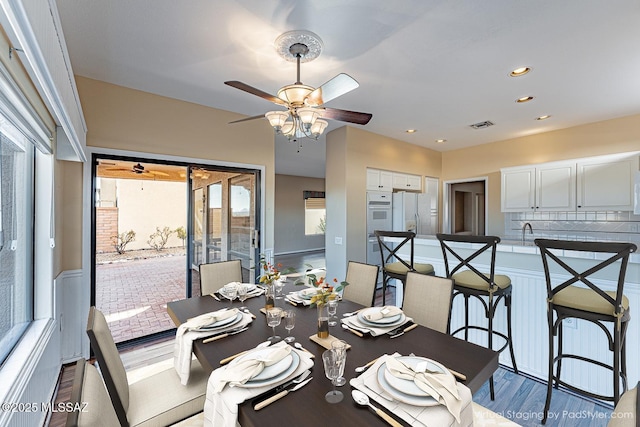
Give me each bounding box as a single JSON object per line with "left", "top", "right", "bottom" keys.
{"left": 443, "top": 178, "right": 487, "bottom": 236}
{"left": 91, "top": 155, "right": 260, "bottom": 346}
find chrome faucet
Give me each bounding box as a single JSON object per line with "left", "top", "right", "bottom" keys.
{"left": 522, "top": 222, "right": 533, "bottom": 245}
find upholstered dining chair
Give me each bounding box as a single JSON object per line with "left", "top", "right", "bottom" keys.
{"left": 535, "top": 239, "right": 637, "bottom": 424}
{"left": 86, "top": 306, "right": 207, "bottom": 426}
{"left": 199, "top": 259, "right": 242, "bottom": 295}
{"left": 402, "top": 272, "right": 453, "bottom": 334}
{"left": 66, "top": 358, "right": 121, "bottom": 427}
{"left": 375, "top": 230, "right": 435, "bottom": 305}
{"left": 436, "top": 233, "right": 518, "bottom": 400}
{"left": 342, "top": 261, "right": 379, "bottom": 307}
{"left": 608, "top": 382, "right": 638, "bottom": 427}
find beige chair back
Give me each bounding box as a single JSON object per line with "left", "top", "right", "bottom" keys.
{"left": 66, "top": 359, "right": 120, "bottom": 427}
{"left": 342, "top": 261, "right": 379, "bottom": 307}
{"left": 403, "top": 272, "right": 453, "bottom": 333}
{"left": 199, "top": 259, "right": 242, "bottom": 295}
{"left": 86, "top": 306, "right": 130, "bottom": 425}
{"left": 608, "top": 382, "right": 638, "bottom": 427}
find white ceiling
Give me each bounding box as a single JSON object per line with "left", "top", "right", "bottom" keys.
{"left": 56, "top": 0, "right": 640, "bottom": 178}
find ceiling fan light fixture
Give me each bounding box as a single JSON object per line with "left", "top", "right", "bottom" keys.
{"left": 265, "top": 111, "right": 289, "bottom": 131}
{"left": 277, "top": 84, "right": 314, "bottom": 106}
{"left": 310, "top": 119, "right": 328, "bottom": 137}
{"left": 297, "top": 107, "right": 322, "bottom": 128}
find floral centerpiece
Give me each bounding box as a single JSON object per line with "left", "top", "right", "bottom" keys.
{"left": 296, "top": 267, "right": 349, "bottom": 338}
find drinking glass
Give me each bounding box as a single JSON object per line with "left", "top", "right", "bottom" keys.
{"left": 266, "top": 307, "right": 282, "bottom": 342}
{"left": 322, "top": 349, "right": 344, "bottom": 403}
{"left": 284, "top": 310, "right": 296, "bottom": 343}
{"left": 274, "top": 279, "right": 285, "bottom": 301}
{"left": 221, "top": 283, "right": 237, "bottom": 308}
{"left": 236, "top": 283, "right": 249, "bottom": 311}
{"left": 331, "top": 339, "right": 348, "bottom": 386}
{"left": 327, "top": 299, "right": 338, "bottom": 326}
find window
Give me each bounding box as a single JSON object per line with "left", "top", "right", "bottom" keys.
{"left": 0, "top": 116, "right": 34, "bottom": 365}
{"left": 304, "top": 197, "right": 326, "bottom": 235}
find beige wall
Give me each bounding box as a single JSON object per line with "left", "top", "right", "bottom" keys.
{"left": 442, "top": 113, "right": 640, "bottom": 235}
{"left": 69, "top": 77, "right": 277, "bottom": 270}
{"left": 326, "top": 126, "right": 443, "bottom": 278}
{"left": 274, "top": 174, "right": 325, "bottom": 254}
{"left": 60, "top": 161, "right": 83, "bottom": 271}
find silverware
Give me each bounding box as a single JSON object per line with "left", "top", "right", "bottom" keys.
{"left": 341, "top": 323, "right": 364, "bottom": 337}
{"left": 351, "top": 389, "right": 402, "bottom": 427}
{"left": 252, "top": 370, "right": 312, "bottom": 409}
{"left": 202, "top": 326, "right": 248, "bottom": 343}
{"left": 342, "top": 308, "right": 364, "bottom": 317}
{"left": 386, "top": 321, "right": 415, "bottom": 337}
{"left": 355, "top": 357, "right": 380, "bottom": 373}
{"left": 219, "top": 340, "right": 271, "bottom": 365}
{"left": 209, "top": 292, "right": 221, "bottom": 301}
{"left": 389, "top": 323, "right": 418, "bottom": 339}
{"left": 254, "top": 376, "right": 313, "bottom": 410}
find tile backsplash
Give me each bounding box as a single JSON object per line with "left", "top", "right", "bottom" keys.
{"left": 504, "top": 211, "right": 640, "bottom": 246}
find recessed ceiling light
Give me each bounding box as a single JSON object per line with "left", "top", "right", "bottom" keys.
{"left": 536, "top": 115, "right": 551, "bottom": 121}
{"left": 405, "top": 129, "right": 417, "bottom": 133}
{"left": 516, "top": 96, "right": 534, "bottom": 103}
{"left": 435, "top": 139, "right": 446, "bottom": 144}
{"left": 510, "top": 67, "right": 531, "bottom": 77}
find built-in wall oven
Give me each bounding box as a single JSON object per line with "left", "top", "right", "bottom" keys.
{"left": 366, "top": 192, "right": 392, "bottom": 266}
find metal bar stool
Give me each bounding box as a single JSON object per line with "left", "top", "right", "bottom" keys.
{"left": 436, "top": 233, "right": 518, "bottom": 400}
{"left": 535, "top": 239, "right": 637, "bottom": 424}
{"left": 374, "top": 230, "right": 434, "bottom": 306}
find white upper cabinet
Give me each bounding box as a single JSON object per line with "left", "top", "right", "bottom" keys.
{"left": 577, "top": 155, "right": 639, "bottom": 211}
{"left": 501, "top": 153, "right": 639, "bottom": 212}
{"left": 392, "top": 172, "right": 422, "bottom": 191}
{"left": 501, "top": 163, "right": 575, "bottom": 212}
{"left": 366, "top": 169, "right": 393, "bottom": 192}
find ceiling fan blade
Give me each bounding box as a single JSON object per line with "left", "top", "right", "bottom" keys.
{"left": 229, "top": 114, "right": 266, "bottom": 124}
{"left": 225, "top": 81, "right": 286, "bottom": 106}
{"left": 322, "top": 107, "right": 372, "bottom": 125}
{"left": 306, "top": 73, "right": 359, "bottom": 106}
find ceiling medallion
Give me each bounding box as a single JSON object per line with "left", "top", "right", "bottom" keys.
{"left": 274, "top": 30, "right": 323, "bottom": 63}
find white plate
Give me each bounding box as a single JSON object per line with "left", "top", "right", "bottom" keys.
{"left": 358, "top": 307, "right": 403, "bottom": 325}
{"left": 198, "top": 312, "right": 243, "bottom": 330}
{"left": 383, "top": 356, "right": 448, "bottom": 397}
{"left": 233, "top": 349, "right": 301, "bottom": 388}
{"left": 358, "top": 312, "right": 406, "bottom": 328}
{"left": 297, "top": 288, "right": 319, "bottom": 300}
{"left": 376, "top": 358, "right": 443, "bottom": 406}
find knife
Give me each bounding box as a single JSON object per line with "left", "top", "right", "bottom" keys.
{"left": 387, "top": 321, "right": 415, "bottom": 337}
{"left": 389, "top": 323, "right": 418, "bottom": 339}
{"left": 202, "top": 326, "right": 248, "bottom": 343}
{"left": 251, "top": 370, "right": 311, "bottom": 407}
{"left": 253, "top": 376, "right": 313, "bottom": 410}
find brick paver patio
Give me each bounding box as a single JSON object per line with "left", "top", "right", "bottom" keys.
{"left": 96, "top": 254, "right": 192, "bottom": 343}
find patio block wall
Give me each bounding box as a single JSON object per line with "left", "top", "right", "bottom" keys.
{"left": 96, "top": 207, "right": 118, "bottom": 253}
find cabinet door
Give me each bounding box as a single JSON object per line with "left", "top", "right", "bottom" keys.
{"left": 392, "top": 173, "right": 421, "bottom": 191}
{"left": 379, "top": 171, "right": 393, "bottom": 192}
{"left": 501, "top": 168, "right": 535, "bottom": 212}
{"left": 367, "top": 169, "right": 393, "bottom": 191}
{"left": 392, "top": 173, "right": 408, "bottom": 189}
{"left": 536, "top": 163, "right": 576, "bottom": 211}
{"left": 577, "top": 156, "right": 638, "bottom": 211}
{"left": 406, "top": 174, "right": 422, "bottom": 191}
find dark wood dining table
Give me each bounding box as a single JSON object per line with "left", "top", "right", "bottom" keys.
{"left": 167, "top": 281, "right": 499, "bottom": 427}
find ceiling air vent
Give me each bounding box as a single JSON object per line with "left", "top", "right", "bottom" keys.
{"left": 469, "top": 120, "right": 494, "bottom": 129}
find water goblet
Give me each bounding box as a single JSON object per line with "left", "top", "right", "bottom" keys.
{"left": 237, "top": 283, "right": 249, "bottom": 311}
{"left": 327, "top": 299, "right": 338, "bottom": 326}
{"left": 283, "top": 310, "right": 296, "bottom": 343}
{"left": 266, "top": 307, "right": 282, "bottom": 342}
{"left": 331, "top": 339, "right": 348, "bottom": 386}
{"left": 221, "top": 283, "right": 238, "bottom": 308}
{"left": 322, "top": 349, "right": 344, "bottom": 403}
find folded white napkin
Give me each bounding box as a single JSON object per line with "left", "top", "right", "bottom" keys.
{"left": 203, "top": 342, "right": 314, "bottom": 427}
{"left": 212, "top": 344, "right": 292, "bottom": 392}
{"left": 385, "top": 356, "right": 462, "bottom": 423}
{"left": 362, "top": 306, "right": 403, "bottom": 322}
{"left": 350, "top": 353, "right": 473, "bottom": 427}
{"left": 341, "top": 314, "right": 412, "bottom": 336}
{"left": 174, "top": 310, "right": 251, "bottom": 385}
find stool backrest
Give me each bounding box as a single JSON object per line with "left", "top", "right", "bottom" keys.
{"left": 436, "top": 234, "right": 501, "bottom": 288}
{"left": 534, "top": 239, "right": 636, "bottom": 317}
{"left": 374, "top": 230, "right": 417, "bottom": 271}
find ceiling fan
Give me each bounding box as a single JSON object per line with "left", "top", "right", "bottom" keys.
{"left": 101, "top": 161, "right": 170, "bottom": 177}
{"left": 225, "top": 31, "right": 372, "bottom": 142}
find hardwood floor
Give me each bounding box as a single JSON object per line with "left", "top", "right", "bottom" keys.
{"left": 46, "top": 250, "right": 616, "bottom": 426}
